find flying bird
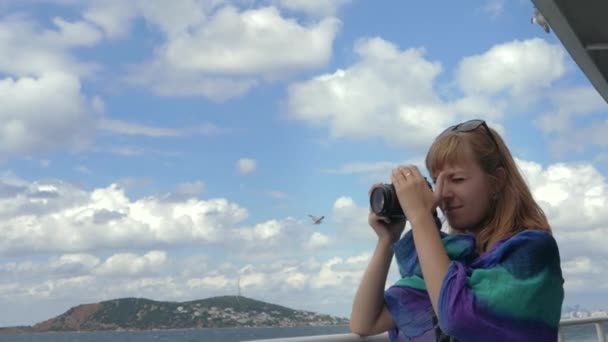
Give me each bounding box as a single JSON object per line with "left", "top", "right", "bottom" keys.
{"left": 308, "top": 214, "right": 325, "bottom": 225}
{"left": 531, "top": 7, "right": 550, "bottom": 33}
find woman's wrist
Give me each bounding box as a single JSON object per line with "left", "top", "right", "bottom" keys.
{"left": 408, "top": 212, "right": 435, "bottom": 230}
{"left": 378, "top": 235, "right": 397, "bottom": 247}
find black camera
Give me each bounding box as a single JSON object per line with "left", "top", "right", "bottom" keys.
{"left": 369, "top": 177, "right": 441, "bottom": 227}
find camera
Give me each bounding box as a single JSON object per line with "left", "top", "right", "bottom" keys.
{"left": 369, "top": 177, "right": 441, "bottom": 227}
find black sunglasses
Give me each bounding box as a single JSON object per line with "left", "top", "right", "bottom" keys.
{"left": 439, "top": 119, "right": 500, "bottom": 150}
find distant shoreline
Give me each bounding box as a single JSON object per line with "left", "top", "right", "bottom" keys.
{"left": 0, "top": 323, "right": 352, "bottom": 335}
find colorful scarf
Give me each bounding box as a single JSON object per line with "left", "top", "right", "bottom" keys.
{"left": 384, "top": 228, "right": 564, "bottom": 342}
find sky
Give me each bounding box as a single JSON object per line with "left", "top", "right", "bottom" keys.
{"left": 0, "top": 0, "right": 607, "bottom": 327}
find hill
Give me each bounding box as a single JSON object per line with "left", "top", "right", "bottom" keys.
{"left": 0, "top": 296, "right": 349, "bottom": 333}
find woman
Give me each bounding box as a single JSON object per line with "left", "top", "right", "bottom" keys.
{"left": 350, "top": 119, "right": 564, "bottom": 341}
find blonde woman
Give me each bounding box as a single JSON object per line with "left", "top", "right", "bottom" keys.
{"left": 351, "top": 119, "right": 564, "bottom": 341}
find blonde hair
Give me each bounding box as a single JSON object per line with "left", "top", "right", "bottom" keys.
{"left": 425, "top": 123, "right": 551, "bottom": 254}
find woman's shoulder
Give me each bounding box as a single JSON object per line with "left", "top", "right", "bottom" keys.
{"left": 498, "top": 229, "right": 558, "bottom": 251}
{"left": 479, "top": 229, "right": 562, "bottom": 274}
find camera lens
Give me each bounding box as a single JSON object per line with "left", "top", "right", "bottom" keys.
{"left": 370, "top": 187, "right": 386, "bottom": 214}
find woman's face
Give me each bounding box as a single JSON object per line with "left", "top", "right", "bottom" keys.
{"left": 434, "top": 147, "right": 494, "bottom": 232}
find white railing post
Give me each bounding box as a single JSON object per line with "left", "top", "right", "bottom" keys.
{"left": 596, "top": 322, "right": 605, "bottom": 342}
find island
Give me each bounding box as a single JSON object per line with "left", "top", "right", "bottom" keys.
{"left": 0, "top": 295, "right": 350, "bottom": 334}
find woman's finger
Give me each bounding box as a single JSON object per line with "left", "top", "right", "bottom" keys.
{"left": 434, "top": 171, "right": 448, "bottom": 207}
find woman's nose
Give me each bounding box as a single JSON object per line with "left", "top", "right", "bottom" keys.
{"left": 440, "top": 184, "right": 454, "bottom": 198}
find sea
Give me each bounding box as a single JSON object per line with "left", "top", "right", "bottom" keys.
{"left": 0, "top": 323, "right": 605, "bottom": 341}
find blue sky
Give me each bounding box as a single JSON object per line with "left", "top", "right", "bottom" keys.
{"left": 1, "top": 0, "right": 607, "bottom": 326}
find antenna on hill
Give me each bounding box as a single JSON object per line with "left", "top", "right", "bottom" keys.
{"left": 236, "top": 274, "right": 242, "bottom": 309}
{"left": 237, "top": 274, "right": 241, "bottom": 297}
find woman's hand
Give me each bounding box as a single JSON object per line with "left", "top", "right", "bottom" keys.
{"left": 368, "top": 183, "right": 406, "bottom": 243}
{"left": 391, "top": 166, "right": 446, "bottom": 225}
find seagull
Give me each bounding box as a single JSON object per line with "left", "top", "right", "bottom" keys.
{"left": 308, "top": 214, "right": 325, "bottom": 225}
{"left": 531, "top": 7, "right": 550, "bottom": 33}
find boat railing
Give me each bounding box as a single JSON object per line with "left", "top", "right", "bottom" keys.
{"left": 242, "top": 317, "right": 608, "bottom": 342}
{"left": 558, "top": 316, "right": 607, "bottom": 342}
{"left": 242, "top": 331, "right": 389, "bottom": 342}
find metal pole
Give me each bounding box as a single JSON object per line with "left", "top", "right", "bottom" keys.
{"left": 596, "top": 322, "right": 605, "bottom": 342}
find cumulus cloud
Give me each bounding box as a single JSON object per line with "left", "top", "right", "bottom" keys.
{"left": 0, "top": 14, "right": 103, "bottom": 156}
{"left": 0, "top": 174, "right": 332, "bottom": 259}
{"left": 0, "top": 72, "right": 98, "bottom": 156}
{"left": 93, "top": 1, "right": 343, "bottom": 99}
{"left": 95, "top": 251, "right": 168, "bottom": 277}
{"left": 456, "top": 38, "right": 566, "bottom": 102}
{"left": 305, "top": 232, "right": 331, "bottom": 249}
{"left": 286, "top": 37, "right": 559, "bottom": 149}
{"left": 517, "top": 159, "right": 608, "bottom": 238}
{"left": 286, "top": 37, "right": 452, "bottom": 149}
{"left": 534, "top": 86, "right": 608, "bottom": 157}
{"left": 0, "top": 15, "right": 101, "bottom": 77}
{"left": 332, "top": 196, "right": 373, "bottom": 241}
{"left": 0, "top": 176, "right": 249, "bottom": 255}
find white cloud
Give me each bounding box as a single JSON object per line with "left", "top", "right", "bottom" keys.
{"left": 286, "top": 37, "right": 567, "bottom": 148}
{"left": 99, "top": 119, "right": 226, "bottom": 137}
{"left": 456, "top": 38, "right": 566, "bottom": 104}
{"left": 95, "top": 251, "right": 168, "bottom": 277}
{"left": 50, "top": 254, "right": 101, "bottom": 275}
{"left": 83, "top": 1, "right": 138, "bottom": 39}
{"left": 158, "top": 6, "right": 339, "bottom": 75}
{"left": 0, "top": 15, "right": 104, "bottom": 156}
{"left": 237, "top": 158, "right": 257, "bottom": 174}
{"left": 517, "top": 159, "right": 608, "bottom": 236}
{"left": 332, "top": 196, "right": 374, "bottom": 241}
{"left": 0, "top": 72, "right": 98, "bottom": 156}
{"left": 305, "top": 232, "right": 331, "bottom": 249}
{"left": 535, "top": 86, "right": 608, "bottom": 156}
{"left": 562, "top": 256, "right": 595, "bottom": 276}
{"left": 286, "top": 37, "right": 452, "bottom": 149}
{"left": 0, "top": 175, "right": 332, "bottom": 260}
{"left": 240, "top": 268, "right": 267, "bottom": 288}
{"left": 187, "top": 275, "right": 231, "bottom": 289}
{"left": 0, "top": 176, "right": 249, "bottom": 255}
{"left": 0, "top": 15, "right": 101, "bottom": 77}
{"left": 118, "top": 3, "right": 341, "bottom": 99}
{"left": 308, "top": 256, "right": 366, "bottom": 290}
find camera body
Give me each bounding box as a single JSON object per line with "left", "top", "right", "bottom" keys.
{"left": 369, "top": 177, "right": 442, "bottom": 228}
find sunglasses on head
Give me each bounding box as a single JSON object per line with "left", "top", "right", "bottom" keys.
{"left": 439, "top": 119, "right": 500, "bottom": 149}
